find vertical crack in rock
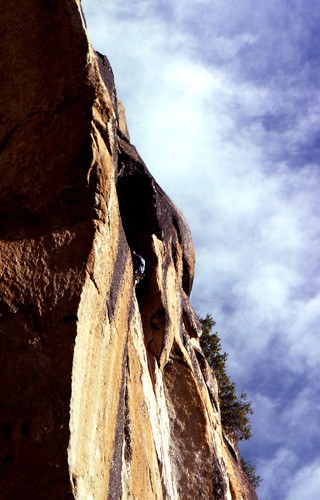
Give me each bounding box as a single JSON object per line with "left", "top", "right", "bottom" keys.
{"left": 108, "top": 343, "right": 128, "bottom": 500}
{"left": 107, "top": 223, "right": 130, "bottom": 321}
{"left": 123, "top": 371, "right": 132, "bottom": 465}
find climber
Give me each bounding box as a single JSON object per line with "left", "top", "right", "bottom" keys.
{"left": 132, "top": 250, "right": 145, "bottom": 286}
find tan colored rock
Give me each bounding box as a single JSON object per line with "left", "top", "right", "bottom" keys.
{"left": 0, "top": 1, "right": 257, "bottom": 498}
{"left": 117, "top": 99, "right": 131, "bottom": 141}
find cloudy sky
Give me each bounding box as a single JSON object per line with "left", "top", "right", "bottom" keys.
{"left": 82, "top": 1, "right": 320, "bottom": 497}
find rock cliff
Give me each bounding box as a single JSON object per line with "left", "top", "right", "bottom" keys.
{"left": 0, "top": 1, "right": 257, "bottom": 498}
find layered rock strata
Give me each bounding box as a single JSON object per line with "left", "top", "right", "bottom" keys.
{"left": 0, "top": 1, "right": 257, "bottom": 498}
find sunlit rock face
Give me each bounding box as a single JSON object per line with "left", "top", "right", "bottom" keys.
{"left": 0, "top": 1, "right": 256, "bottom": 498}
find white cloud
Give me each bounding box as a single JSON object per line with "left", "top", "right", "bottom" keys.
{"left": 258, "top": 448, "right": 299, "bottom": 499}
{"left": 286, "top": 460, "right": 320, "bottom": 500}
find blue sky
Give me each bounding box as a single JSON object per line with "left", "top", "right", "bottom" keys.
{"left": 82, "top": 1, "right": 320, "bottom": 497}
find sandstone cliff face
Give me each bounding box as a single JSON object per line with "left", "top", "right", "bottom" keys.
{"left": 0, "top": 2, "right": 256, "bottom": 499}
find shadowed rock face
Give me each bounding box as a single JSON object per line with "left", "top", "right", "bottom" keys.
{"left": 0, "top": 2, "right": 257, "bottom": 499}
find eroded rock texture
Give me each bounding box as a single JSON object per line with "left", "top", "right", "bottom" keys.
{"left": 0, "top": 1, "right": 257, "bottom": 499}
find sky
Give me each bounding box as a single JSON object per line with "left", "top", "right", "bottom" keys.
{"left": 82, "top": 1, "right": 320, "bottom": 498}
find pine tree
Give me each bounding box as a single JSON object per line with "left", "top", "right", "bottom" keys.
{"left": 199, "top": 314, "right": 262, "bottom": 489}
{"left": 200, "top": 314, "right": 252, "bottom": 441}
{"left": 240, "top": 458, "right": 262, "bottom": 490}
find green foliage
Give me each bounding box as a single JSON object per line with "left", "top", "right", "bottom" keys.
{"left": 199, "top": 314, "right": 262, "bottom": 490}
{"left": 240, "top": 457, "right": 262, "bottom": 490}
{"left": 199, "top": 314, "right": 252, "bottom": 441}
